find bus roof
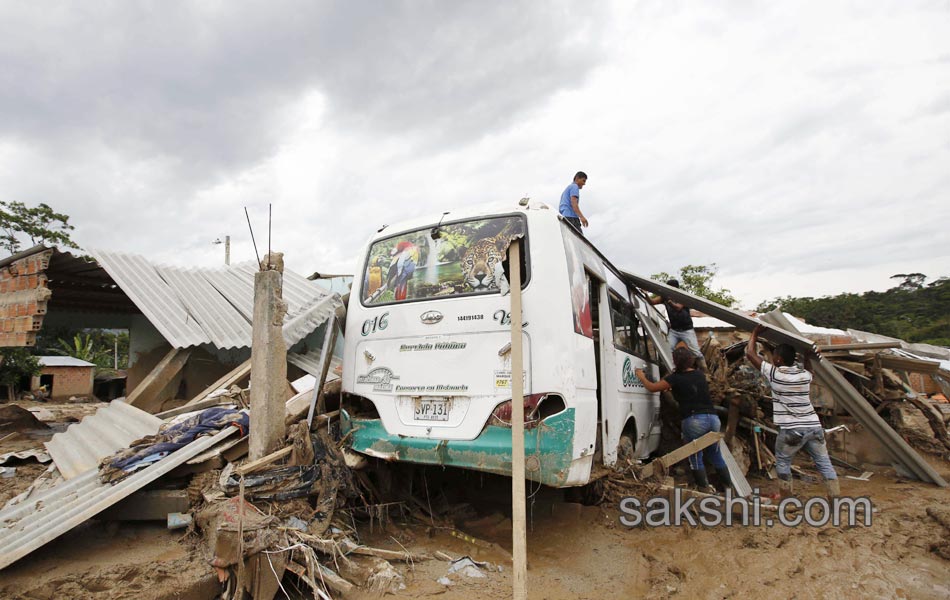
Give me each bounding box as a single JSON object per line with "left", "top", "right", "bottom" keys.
{"left": 369, "top": 200, "right": 554, "bottom": 243}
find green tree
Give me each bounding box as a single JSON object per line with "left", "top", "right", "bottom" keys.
{"left": 890, "top": 273, "right": 927, "bottom": 291}
{"left": 0, "top": 348, "right": 41, "bottom": 402}
{"left": 35, "top": 327, "right": 129, "bottom": 370}
{"left": 651, "top": 264, "right": 738, "bottom": 307}
{"left": 0, "top": 201, "right": 79, "bottom": 255}
{"left": 757, "top": 275, "right": 950, "bottom": 346}
{"left": 52, "top": 333, "right": 111, "bottom": 367}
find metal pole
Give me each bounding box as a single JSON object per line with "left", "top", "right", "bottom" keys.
{"left": 306, "top": 316, "right": 338, "bottom": 429}
{"left": 509, "top": 240, "right": 527, "bottom": 600}
{"left": 225, "top": 235, "right": 230, "bottom": 266}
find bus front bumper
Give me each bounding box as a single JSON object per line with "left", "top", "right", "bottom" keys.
{"left": 341, "top": 408, "right": 578, "bottom": 487}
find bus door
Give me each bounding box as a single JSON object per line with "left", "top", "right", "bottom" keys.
{"left": 600, "top": 286, "right": 659, "bottom": 465}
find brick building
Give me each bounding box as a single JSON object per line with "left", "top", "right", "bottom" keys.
{"left": 33, "top": 356, "right": 96, "bottom": 401}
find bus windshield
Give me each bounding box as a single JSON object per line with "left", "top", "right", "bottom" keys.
{"left": 361, "top": 214, "right": 527, "bottom": 306}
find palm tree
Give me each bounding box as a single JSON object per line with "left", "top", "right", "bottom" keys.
{"left": 52, "top": 333, "right": 110, "bottom": 367}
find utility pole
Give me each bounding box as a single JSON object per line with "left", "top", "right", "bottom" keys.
{"left": 213, "top": 236, "right": 231, "bottom": 266}
{"left": 248, "top": 253, "right": 288, "bottom": 460}
{"left": 509, "top": 239, "right": 527, "bottom": 600}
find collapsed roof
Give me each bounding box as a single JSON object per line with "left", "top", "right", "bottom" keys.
{"left": 0, "top": 245, "right": 343, "bottom": 351}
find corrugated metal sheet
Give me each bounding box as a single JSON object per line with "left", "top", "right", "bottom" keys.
{"left": 202, "top": 268, "right": 255, "bottom": 320}
{"left": 0, "top": 449, "right": 51, "bottom": 466}
{"left": 37, "top": 356, "right": 96, "bottom": 368}
{"left": 87, "top": 249, "right": 342, "bottom": 350}
{"left": 760, "top": 310, "right": 947, "bottom": 488}
{"left": 230, "top": 262, "right": 332, "bottom": 317}
{"left": 156, "top": 265, "right": 251, "bottom": 350}
{"left": 0, "top": 427, "right": 238, "bottom": 570}
{"left": 44, "top": 401, "right": 163, "bottom": 480}
{"left": 283, "top": 295, "right": 339, "bottom": 348}
{"left": 89, "top": 249, "right": 210, "bottom": 347}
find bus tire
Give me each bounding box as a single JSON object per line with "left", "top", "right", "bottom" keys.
{"left": 618, "top": 425, "right": 636, "bottom": 465}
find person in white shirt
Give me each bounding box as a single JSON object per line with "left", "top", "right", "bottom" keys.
{"left": 746, "top": 325, "right": 839, "bottom": 499}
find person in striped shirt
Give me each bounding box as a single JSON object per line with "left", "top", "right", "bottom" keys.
{"left": 746, "top": 325, "right": 840, "bottom": 499}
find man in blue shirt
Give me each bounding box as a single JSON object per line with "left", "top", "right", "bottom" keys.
{"left": 559, "top": 171, "right": 589, "bottom": 235}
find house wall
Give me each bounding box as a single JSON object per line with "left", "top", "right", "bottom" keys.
{"left": 0, "top": 250, "right": 53, "bottom": 347}
{"left": 32, "top": 365, "right": 95, "bottom": 400}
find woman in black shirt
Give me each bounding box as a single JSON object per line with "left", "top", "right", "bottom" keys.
{"left": 636, "top": 346, "right": 731, "bottom": 493}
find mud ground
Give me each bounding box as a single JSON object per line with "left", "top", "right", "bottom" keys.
{"left": 2, "top": 465, "right": 949, "bottom": 599}
{"left": 2, "top": 400, "right": 948, "bottom": 599}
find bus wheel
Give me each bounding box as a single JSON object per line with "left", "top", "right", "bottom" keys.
{"left": 618, "top": 431, "right": 636, "bottom": 465}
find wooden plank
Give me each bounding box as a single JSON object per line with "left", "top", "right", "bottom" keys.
{"left": 818, "top": 342, "right": 901, "bottom": 352}
{"left": 182, "top": 359, "right": 251, "bottom": 407}
{"left": 724, "top": 398, "right": 740, "bottom": 448}
{"left": 126, "top": 347, "right": 193, "bottom": 413}
{"left": 658, "top": 485, "right": 786, "bottom": 514}
{"left": 865, "top": 354, "right": 941, "bottom": 375}
{"left": 832, "top": 362, "right": 871, "bottom": 382}
{"left": 640, "top": 432, "right": 723, "bottom": 478}
{"left": 236, "top": 446, "right": 292, "bottom": 476}
{"left": 509, "top": 240, "right": 527, "bottom": 600}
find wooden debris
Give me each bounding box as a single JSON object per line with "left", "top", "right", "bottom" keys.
{"left": 126, "top": 347, "right": 193, "bottom": 413}
{"left": 183, "top": 359, "right": 252, "bottom": 407}
{"left": 640, "top": 432, "right": 723, "bottom": 478}
{"left": 865, "top": 353, "right": 941, "bottom": 375}
{"left": 449, "top": 529, "right": 514, "bottom": 563}
{"left": 818, "top": 341, "right": 901, "bottom": 352}
{"left": 235, "top": 446, "right": 292, "bottom": 476}
{"left": 295, "top": 531, "right": 429, "bottom": 563}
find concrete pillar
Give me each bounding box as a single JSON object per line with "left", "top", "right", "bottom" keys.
{"left": 249, "top": 257, "right": 288, "bottom": 460}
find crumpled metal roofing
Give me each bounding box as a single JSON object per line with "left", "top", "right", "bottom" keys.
{"left": 0, "top": 449, "right": 51, "bottom": 466}
{"left": 87, "top": 249, "right": 343, "bottom": 350}
{"left": 44, "top": 401, "right": 162, "bottom": 479}
{"left": 0, "top": 426, "right": 238, "bottom": 570}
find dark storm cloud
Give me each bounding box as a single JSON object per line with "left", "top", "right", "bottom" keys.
{"left": 0, "top": 1, "right": 605, "bottom": 183}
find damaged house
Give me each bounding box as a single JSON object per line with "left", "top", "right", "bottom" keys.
{"left": 0, "top": 244, "right": 344, "bottom": 412}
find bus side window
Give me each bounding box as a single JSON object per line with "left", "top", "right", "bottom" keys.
{"left": 608, "top": 291, "right": 642, "bottom": 356}
{"left": 639, "top": 320, "right": 656, "bottom": 361}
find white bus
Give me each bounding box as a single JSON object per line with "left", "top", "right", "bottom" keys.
{"left": 341, "top": 201, "right": 673, "bottom": 487}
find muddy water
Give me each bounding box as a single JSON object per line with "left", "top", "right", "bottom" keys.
{"left": 355, "top": 470, "right": 950, "bottom": 600}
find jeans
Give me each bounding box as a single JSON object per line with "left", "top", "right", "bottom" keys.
{"left": 682, "top": 413, "right": 726, "bottom": 470}
{"left": 775, "top": 426, "right": 838, "bottom": 481}
{"left": 564, "top": 216, "right": 584, "bottom": 236}
{"left": 669, "top": 328, "right": 702, "bottom": 357}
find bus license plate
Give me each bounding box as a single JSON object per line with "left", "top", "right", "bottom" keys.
{"left": 414, "top": 398, "right": 450, "bottom": 421}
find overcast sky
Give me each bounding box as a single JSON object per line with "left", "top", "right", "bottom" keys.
{"left": 1, "top": 1, "right": 948, "bottom": 308}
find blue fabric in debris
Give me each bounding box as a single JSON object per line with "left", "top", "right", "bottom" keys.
{"left": 103, "top": 407, "right": 249, "bottom": 476}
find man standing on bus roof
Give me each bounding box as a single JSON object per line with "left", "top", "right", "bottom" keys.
{"left": 559, "top": 171, "right": 589, "bottom": 235}
{"left": 648, "top": 279, "right": 706, "bottom": 369}
{"left": 745, "top": 324, "right": 839, "bottom": 500}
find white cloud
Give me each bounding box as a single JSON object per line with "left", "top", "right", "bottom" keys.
{"left": 0, "top": 0, "right": 948, "bottom": 308}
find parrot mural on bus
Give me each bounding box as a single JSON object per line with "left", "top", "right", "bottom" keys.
{"left": 386, "top": 240, "right": 419, "bottom": 301}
